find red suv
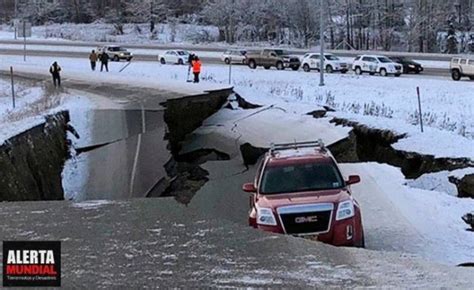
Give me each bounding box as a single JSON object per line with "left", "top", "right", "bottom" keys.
{"left": 242, "top": 140, "right": 364, "bottom": 247}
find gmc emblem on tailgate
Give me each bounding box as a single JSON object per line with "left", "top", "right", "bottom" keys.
{"left": 295, "top": 216, "right": 318, "bottom": 223}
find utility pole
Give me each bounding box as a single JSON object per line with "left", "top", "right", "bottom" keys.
{"left": 14, "top": 0, "right": 18, "bottom": 40}
{"left": 319, "top": 0, "right": 325, "bottom": 86}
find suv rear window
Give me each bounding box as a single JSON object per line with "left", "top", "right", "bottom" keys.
{"left": 469, "top": 60, "right": 474, "bottom": 65}
{"left": 260, "top": 162, "right": 344, "bottom": 194}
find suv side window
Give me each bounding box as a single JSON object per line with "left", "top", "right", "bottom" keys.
{"left": 362, "top": 56, "right": 376, "bottom": 62}
{"left": 452, "top": 58, "right": 459, "bottom": 63}
{"left": 310, "top": 55, "right": 319, "bottom": 59}
{"left": 354, "top": 56, "right": 361, "bottom": 61}
{"left": 460, "top": 59, "right": 467, "bottom": 64}
{"left": 469, "top": 60, "right": 474, "bottom": 65}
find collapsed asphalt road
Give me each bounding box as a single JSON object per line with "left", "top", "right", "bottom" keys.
{"left": 2, "top": 198, "right": 474, "bottom": 287}
{"left": 1, "top": 75, "right": 473, "bottom": 286}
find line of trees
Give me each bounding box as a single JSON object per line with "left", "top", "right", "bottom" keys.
{"left": 1, "top": 0, "right": 473, "bottom": 53}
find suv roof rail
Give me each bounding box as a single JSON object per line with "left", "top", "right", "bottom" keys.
{"left": 269, "top": 139, "right": 326, "bottom": 156}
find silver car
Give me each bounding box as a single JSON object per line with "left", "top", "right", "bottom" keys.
{"left": 221, "top": 49, "right": 247, "bottom": 64}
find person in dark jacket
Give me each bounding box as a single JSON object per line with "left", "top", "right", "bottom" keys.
{"left": 187, "top": 53, "right": 195, "bottom": 66}
{"left": 49, "top": 61, "right": 61, "bottom": 87}
{"left": 89, "top": 50, "right": 98, "bottom": 71}
{"left": 100, "top": 52, "right": 109, "bottom": 72}
{"left": 192, "top": 56, "right": 202, "bottom": 83}
{"left": 186, "top": 53, "right": 195, "bottom": 81}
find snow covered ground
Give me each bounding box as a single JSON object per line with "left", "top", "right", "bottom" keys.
{"left": 0, "top": 42, "right": 450, "bottom": 70}
{"left": 0, "top": 22, "right": 220, "bottom": 44}
{"left": 0, "top": 74, "right": 114, "bottom": 145}
{"left": 1, "top": 54, "right": 472, "bottom": 159}
{"left": 0, "top": 24, "right": 452, "bottom": 69}
{"left": 343, "top": 162, "right": 474, "bottom": 265}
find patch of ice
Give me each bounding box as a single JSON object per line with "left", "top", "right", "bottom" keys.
{"left": 72, "top": 200, "right": 113, "bottom": 210}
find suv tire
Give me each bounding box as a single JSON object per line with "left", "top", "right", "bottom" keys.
{"left": 355, "top": 67, "right": 362, "bottom": 75}
{"left": 380, "top": 68, "right": 387, "bottom": 77}
{"left": 276, "top": 61, "right": 284, "bottom": 70}
{"left": 451, "top": 69, "right": 461, "bottom": 81}
{"left": 248, "top": 60, "right": 257, "bottom": 69}
{"left": 264, "top": 66, "right": 271, "bottom": 70}
{"left": 291, "top": 65, "right": 300, "bottom": 71}
{"left": 224, "top": 58, "right": 230, "bottom": 65}
{"left": 113, "top": 55, "right": 119, "bottom": 62}
{"left": 178, "top": 59, "right": 184, "bottom": 65}
{"left": 326, "top": 65, "right": 333, "bottom": 73}
{"left": 160, "top": 58, "right": 166, "bottom": 64}
{"left": 303, "top": 64, "right": 310, "bottom": 72}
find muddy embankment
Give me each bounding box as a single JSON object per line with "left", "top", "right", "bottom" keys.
{"left": 153, "top": 89, "right": 232, "bottom": 204}
{"left": 0, "top": 112, "right": 70, "bottom": 201}
{"left": 0, "top": 87, "right": 232, "bottom": 202}
{"left": 329, "top": 118, "right": 474, "bottom": 198}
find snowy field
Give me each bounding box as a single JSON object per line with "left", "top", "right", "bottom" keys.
{"left": 1, "top": 53, "right": 472, "bottom": 159}
{"left": 0, "top": 76, "right": 105, "bottom": 144}
{"left": 0, "top": 23, "right": 220, "bottom": 44}
{"left": 342, "top": 163, "right": 474, "bottom": 265}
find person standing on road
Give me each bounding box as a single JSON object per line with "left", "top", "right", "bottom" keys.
{"left": 192, "top": 56, "right": 201, "bottom": 83}
{"left": 100, "top": 52, "right": 109, "bottom": 72}
{"left": 186, "top": 53, "right": 195, "bottom": 81}
{"left": 89, "top": 50, "right": 98, "bottom": 71}
{"left": 49, "top": 61, "right": 61, "bottom": 87}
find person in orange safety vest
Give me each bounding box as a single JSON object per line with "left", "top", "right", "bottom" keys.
{"left": 192, "top": 56, "right": 202, "bottom": 83}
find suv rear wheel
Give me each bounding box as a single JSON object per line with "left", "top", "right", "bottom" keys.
{"left": 224, "top": 58, "right": 230, "bottom": 64}
{"left": 355, "top": 67, "right": 362, "bottom": 75}
{"left": 160, "top": 58, "right": 166, "bottom": 64}
{"left": 113, "top": 55, "right": 119, "bottom": 62}
{"left": 248, "top": 60, "right": 257, "bottom": 69}
{"left": 380, "top": 68, "right": 387, "bottom": 77}
{"left": 451, "top": 69, "right": 461, "bottom": 81}
{"left": 178, "top": 59, "right": 184, "bottom": 65}
{"left": 276, "top": 61, "right": 284, "bottom": 70}
{"left": 325, "top": 65, "right": 333, "bottom": 73}
{"left": 303, "top": 64, "right": 310, "bottom": 72}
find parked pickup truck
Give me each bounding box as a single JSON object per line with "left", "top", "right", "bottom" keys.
{"left": 245, "top": 49, "right": 301, "bottom": 70}
{"left": 450, "top": 56, "right": 474, "bottom": 80}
